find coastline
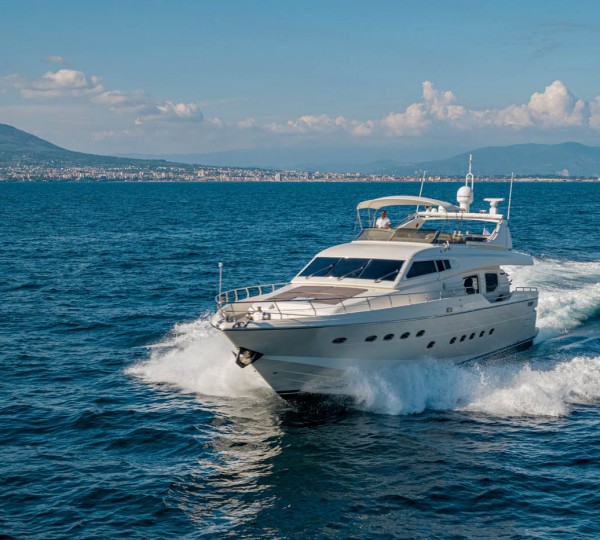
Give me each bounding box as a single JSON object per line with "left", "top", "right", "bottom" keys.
{"left": 2, "top": 177, "right": 599, "bottom": 183}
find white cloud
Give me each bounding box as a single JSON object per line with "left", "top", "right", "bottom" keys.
{"left": 237, "top": 118, "right": 256, "bottom": 129}
{"left": 260, "top": 80, "right": 598, "bottom": 139}
{"left": 135, "top": 101, "right": 203, "bottom": 125}
{"left": 421, "top": 80, "right": 468, "bottom": 123}
{"left": 11, "top": 69, "right": 104, "bottom": 99}
{"left": 381, "top": 103, "right": 429, "bottom": 136}
{"left": 209, "top": 117, "right": 225, "bottom": 128}
{"left": 525, "top": 80, "right": 586, "bottom": 126}
{"left": 44, "top": 55, "right": 68, "bottom": 65}
{"left": 484, "top": 104, "right": 533, "bottom": 128}
{"left": 4, "top": 67, "right": 204, "bottom": 126}
{"left": 91, "top": 89, "right": 151, "bottom": 112}
{"left": 156, "top": 101, "right": 199, "bottom": 118}
{"left": 350, "top": 119, "right": 375, "bottom": 136}
{"left": 92, "top": 90, "right": 203, "bottom": 124}
{"left": 5, "top": 68, "right": 600, "bottom": 148}
{"left": 266, "top": 114, "right": 349, "bottom": 134}
{"left": 474, "top": 80, "right": 588, "bottom": 129}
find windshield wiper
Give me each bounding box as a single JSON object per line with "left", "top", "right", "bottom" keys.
{"left": 337, "top": 265, "right": 366, "bottom": 280}
{"left": 305, "top": 263, "right": 336, "bottom": 278}
{"left": 375, "top": 268, "right": 400, "bottom": 283}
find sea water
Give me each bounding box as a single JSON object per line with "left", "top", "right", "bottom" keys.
{"left": 2, "top": 181, "right": 600, "bottom": 538}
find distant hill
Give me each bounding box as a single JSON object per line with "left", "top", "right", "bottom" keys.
{"left": 120, "top": 142, "right": 600, "bottom": 177}
{"left": 3, "top": 123, "right": 600, "bottom": 177}
{"left": 0, "top": 123, "right": 170, "bottom": 167}
{"left": 377, "top": 143, "right": 600, "bottom": 177}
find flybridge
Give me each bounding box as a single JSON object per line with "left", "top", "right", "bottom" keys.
{"left": 355, "top": 155, "right": 514, "bottom": 248}
{"left": 355, "top": 197, "right": 512, "bottom": 247}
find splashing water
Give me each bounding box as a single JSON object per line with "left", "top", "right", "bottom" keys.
{"left": 130, "top": 259, "right": 600, "bottom": 417}
{"left": 336, "top": 356, "right": 600, "bottom": 417}
{"left": 512, "top": 258, "right": 600, "bottom": 340}
{"left": 127, "top": 318, "right": 270, "bottom": 398}
{"left": 464, "top": 356, "right": 600, "bottom": 417}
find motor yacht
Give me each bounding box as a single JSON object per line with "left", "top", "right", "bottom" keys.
{"left": 211, "top": 163, "right": 538, "bottom": 398}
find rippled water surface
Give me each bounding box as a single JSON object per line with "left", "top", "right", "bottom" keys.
{"left": 2, "top": 181, "right": 600, "bottom": 538}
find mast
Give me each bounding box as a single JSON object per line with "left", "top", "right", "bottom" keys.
{"left": 507, "top": 172, "right": 514, "bottom": 220}
{"left": 465, "top": 153, "right": 474, "bottom": 190}
{"left": 418, "top": 170, "right": 426, "bottom": 197}
{"left": 416, "top": 170, "right": 426, "bottom": 212}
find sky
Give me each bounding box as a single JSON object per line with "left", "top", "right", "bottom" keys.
{"left": 2, "top": 0, "right": 600, "bottom": 167}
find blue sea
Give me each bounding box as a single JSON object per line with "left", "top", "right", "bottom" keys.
{"left": 2, "top": 181, "right": 600, "bottom": 539}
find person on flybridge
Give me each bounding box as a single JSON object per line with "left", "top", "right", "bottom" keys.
{"left": 376, "top": 210, "right": 391, "bottom": 229}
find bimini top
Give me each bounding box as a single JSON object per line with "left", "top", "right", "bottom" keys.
{"left": 357, "top": 196, "right": 460, "bottom": 212}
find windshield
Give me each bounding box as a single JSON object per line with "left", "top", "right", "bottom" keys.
{"left": 299, "top": 257, "right": 404, "bottom": 281}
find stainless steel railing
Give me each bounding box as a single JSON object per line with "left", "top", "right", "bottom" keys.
{"left": 215, "top": 283, "right": 538, "bottom": 322}
{"left": 217, "top": 287, "right": 464, "bottom": 322}
{"left": 215, "top": 282, "right": 289, "bottom": 306}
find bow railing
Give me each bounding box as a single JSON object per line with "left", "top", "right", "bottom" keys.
{"left": 216, "top": 282, "right": 289, "bottom": 306}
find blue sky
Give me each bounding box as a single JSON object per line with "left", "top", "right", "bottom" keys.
{"left": 2, "top": 0, "right": 600, "bottom": 166}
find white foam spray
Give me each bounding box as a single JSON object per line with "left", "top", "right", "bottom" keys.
{"left": 511, "top": 258, "right": 600, "bottom": 340}
{"left": 129, "top": 258, "right": 600, "bottom": 417}
{"left": 337, "top": 356, "right": 600, "bottom": 417}
{"left": 464, "top": 356, "right": 600, "bottom": 417}
{"left": 127, "top": 317, "right": 270, "bottom": 399}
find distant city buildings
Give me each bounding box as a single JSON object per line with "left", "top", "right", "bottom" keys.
{"left": 0, "top": 161, "right": 596, "bottom": 182}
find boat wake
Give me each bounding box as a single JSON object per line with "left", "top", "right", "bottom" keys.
{"left": 512, "top": 258, "right": 600, "bottom": 340}
{"left": 336, "top": 355, "right": 600, "bottom": 417}
{"left": 128, "top": 258, "right": 600, "bottom": 417}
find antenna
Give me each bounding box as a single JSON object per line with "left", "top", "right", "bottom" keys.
{"left": 418, "top": 170, "right": 426, "bottom": 197}
{"left": 416, "top": 170, "right": 426, "bottom": 212}
{"left": 218, "top": 262, "right": 224, "bottom": 305}
{"left": 507, "top": 173, "right": 514, "bottom": 220}
{"left": 465, "top": 153, "right": 474, "bottom": 189}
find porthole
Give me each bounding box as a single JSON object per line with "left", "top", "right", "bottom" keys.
{"left": 489, "top": 328, "right": 495, "bottom": 335}
{"left": 460, "top": 335, "right": 466, "bottom": 342}
{"left": 479, "top": 330, "right": 485, "bottom": 338}
{"left": 427, "top": 341, "right": 435, "bottom": 349}
{"left": 416, "top": 330, "right": 426, "bottom": 337}
{"left": 383, "top": 334, "right": 394, "bottom": 341}
{"left": 332, "top": 337, "right": 347, "bottom": 344}
{"left": 400, "top": 332, "right": 410, "bottom": 340}
{"left": 365, "top": 335, "right": 377, "bottom": 342}
{"left": 469, "top": 333, "right": 475, "bottom": 340}
{"left": 450, "top": 337, "right": 457, "bottom": 344}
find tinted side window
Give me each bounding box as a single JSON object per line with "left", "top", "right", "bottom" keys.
{"left": 406, "top": 260, "right": 438, "bottom": 279}
{"left": 485, "top": 273, "right": 498, "bottom": 292}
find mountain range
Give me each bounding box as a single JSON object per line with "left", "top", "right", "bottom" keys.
{"left": 121, "top": 144, "right": 600, "bottom": 177}
{"left": 0, "top": 123, "right": 167, "bottom": 168}
{"left": 377, "top": 142, "right": 600, "bottom": 177}
{"left": 2, "top": 123, "right": 600, "bottom": 177}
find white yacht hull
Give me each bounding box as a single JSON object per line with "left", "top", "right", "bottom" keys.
{"left": 215, "top": 292, "right": 538, "bottom": 396}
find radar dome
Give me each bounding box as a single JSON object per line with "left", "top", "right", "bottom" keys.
{"left": 457, "top": 185, "right": 473, "bottom": 211}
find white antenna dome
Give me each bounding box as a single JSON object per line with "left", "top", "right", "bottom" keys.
{"left": 457, "top": 153, "right": 475, "bottom": 212}
{"left": 457, "top": 185, "right": 473, "bottom": 211}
